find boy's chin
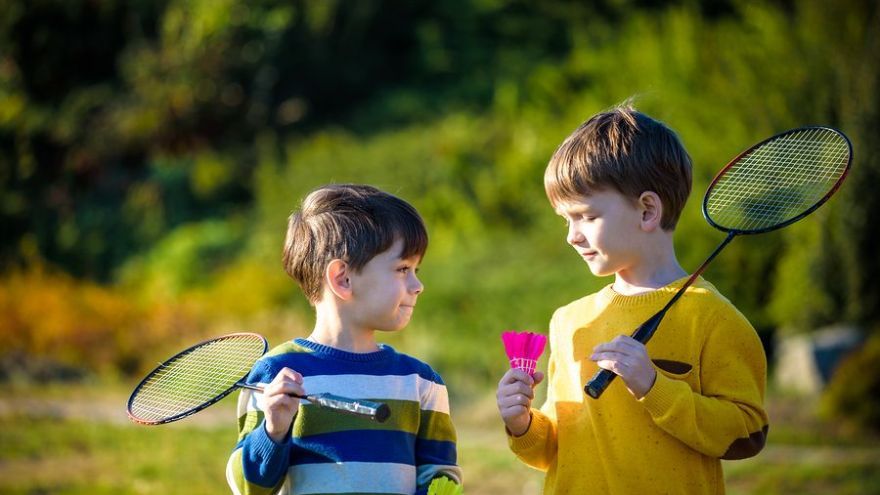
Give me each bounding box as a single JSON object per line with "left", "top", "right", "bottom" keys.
{"left": 376, "top": 319, "right": 411, "bottom": 333}
{"left": 585, "top": 264, "right": 613, "bottom": 277}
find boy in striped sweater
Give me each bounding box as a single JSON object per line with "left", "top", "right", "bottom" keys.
{"left": 227, "top": 184, "right": 461, "bottom": 495}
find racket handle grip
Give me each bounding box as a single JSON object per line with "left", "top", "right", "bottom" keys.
{"left": 584, "top": 368, "right": 616, "bottom": 399}
{"left": 584, "top": 309, "right": 668, "bottom": 400}
{"left": 239, "top": 384, "right": 391, "bottom": 423}
{"left": 305, "top": 393, "right": 391, "bottom": 423}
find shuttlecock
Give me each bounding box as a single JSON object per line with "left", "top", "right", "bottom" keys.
{"left": 427, "top": 477, "right": 463, "bottom": 495}
{"left": 501, "top": 330, "right": 547, "bottom": 376}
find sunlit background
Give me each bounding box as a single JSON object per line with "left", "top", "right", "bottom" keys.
{"left": 1, "top": 0, "right": 879, "bottom": 493}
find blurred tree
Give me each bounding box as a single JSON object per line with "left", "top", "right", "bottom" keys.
{"left": 767, "top": 0, "right": 880, "bottom": 333}
{"left": 1, "top": 0, "right": 879, "bottom": 389}
{"left": 0, "top": 0, "right": 654, "bottom": 280}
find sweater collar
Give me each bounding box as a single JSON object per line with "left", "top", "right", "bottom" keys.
{"left": 293, "top": 338, "right": 394, "bottom": 362}
{"left": 598, "top": 275, "right": 705, "bottom": 308}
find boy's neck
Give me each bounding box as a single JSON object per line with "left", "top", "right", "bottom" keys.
{"left": 612, "top": 234, "right": 687, "bottom": 296}
{"left": 308, "top": 308, "right": 380, "bottom": 353}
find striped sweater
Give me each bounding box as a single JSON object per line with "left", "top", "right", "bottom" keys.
{"left": 226, "top": 338, "right": 461, "bottom": 495}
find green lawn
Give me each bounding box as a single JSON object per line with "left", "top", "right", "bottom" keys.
{"left": 1, "top": 384, "right": 877, "bottom": 494}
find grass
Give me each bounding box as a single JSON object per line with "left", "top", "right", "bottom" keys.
{"left": 1, "top": 383, "right": 878, "bottom": 494}
{"left": 0, "top": 414, "right": 232, "bottom": 494}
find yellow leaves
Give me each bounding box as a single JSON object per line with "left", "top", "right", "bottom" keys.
{"left": 0, "top": 265, "right": 135, "bottom": 371}
{"left": 0, "top": 264, "right": 199, "bottom": 377}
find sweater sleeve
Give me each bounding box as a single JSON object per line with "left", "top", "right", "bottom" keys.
{"left": 415, "top": 371, "right": 462, "bottom": 495}
{"left": 638, "top": 305, "right": 769, "bottom": 459}
{"left": 507, "top": 312, "right": 560, "bottom": 471}
{"left": 226, "top": 363, "right": 290, "bottom": 495}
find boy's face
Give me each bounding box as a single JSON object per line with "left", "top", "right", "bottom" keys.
{"left": 347, "top": 239, "right": 424, "bottom": 332}
{"left": 555, "top": 189, "right": 644, "bottom": 278}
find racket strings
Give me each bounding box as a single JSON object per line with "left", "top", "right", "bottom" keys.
{"left": 706, "top": 128, "right": 850, "bottom": 231}
{"left": 129, "top": 335, "right": 265, "bottom": 423}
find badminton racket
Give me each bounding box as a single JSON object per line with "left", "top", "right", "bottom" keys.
{"left": 127, "top": 332, "right": 391, "bottom": 424}
{"left": 586, "top": 126, "right": 853, "bottom": 399}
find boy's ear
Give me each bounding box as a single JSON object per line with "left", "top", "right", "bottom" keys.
{"left": 325, "top": 259, "right": 353, "bottom": 300}
{"left": 638, "top": 191, "right": 663, "bottom": 232}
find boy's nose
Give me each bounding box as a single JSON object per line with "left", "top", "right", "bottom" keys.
{"left": 410, "top": 274, "right": 424, "bottom": 294}
{"left": 567, "top": 225, "right": 585, "bottom": 245}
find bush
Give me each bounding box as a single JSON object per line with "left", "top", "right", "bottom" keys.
{"left": 820, "top": 332, "right": 880, "bottom": 434}
{"left": 0, "top": 263, "right": 208, "bottom": 380}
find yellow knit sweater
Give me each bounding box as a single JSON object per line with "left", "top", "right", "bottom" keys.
{"left": 509, "top": 277, "right": 769, "bottom": 495}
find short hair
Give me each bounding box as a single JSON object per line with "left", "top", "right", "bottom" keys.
{"left": 282, "top": 184, "right": 428, "bottom": 303}
{"left": 544, "top": 104, "right": 693, "bottom": 230}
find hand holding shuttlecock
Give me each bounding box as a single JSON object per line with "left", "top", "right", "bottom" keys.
{"left": 427, "top": 477, "right": 463, "bottom": 495}
{"left": 501, "top": 330, "right": 547, "bottom": 376}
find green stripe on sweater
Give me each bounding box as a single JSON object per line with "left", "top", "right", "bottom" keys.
{"left": 239, "top": 401, "right": 455, "bottom": 443}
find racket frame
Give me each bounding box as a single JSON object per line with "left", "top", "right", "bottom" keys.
{"left": 703, "top": 126, "right": 853, "bottom": 236}
{"left": 127, "top": 332, "right": 267, "bottom": 425}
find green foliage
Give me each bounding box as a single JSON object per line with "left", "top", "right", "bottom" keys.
{"left": 1, "top": 0, "right": 879, "bottom": 388}
{"left": 118, "top": 219, "right": 246, "bottom": 296}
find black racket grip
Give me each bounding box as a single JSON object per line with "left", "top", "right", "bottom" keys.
{"left": 585, "top": 368, "right": 617, "bottom": 399}
{"left": 584, "top": 310, "right": 668, "bottom": 399}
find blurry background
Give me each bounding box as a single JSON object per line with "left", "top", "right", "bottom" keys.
{"left": 1, "top": 0, "right": 879, "bottom": 493}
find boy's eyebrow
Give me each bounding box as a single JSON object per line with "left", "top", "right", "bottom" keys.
{"left": 397, "top": 254, "right": 423, "bottom": 264}
{"left": 556, "top": 203, "right": 594, "bottom": 216}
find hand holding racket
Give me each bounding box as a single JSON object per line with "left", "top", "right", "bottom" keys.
{"left": 127, "top": 333, "right": 391, "bottom": 424}
{"left": 586, "top": 126, "right": 853, "bottom": 399}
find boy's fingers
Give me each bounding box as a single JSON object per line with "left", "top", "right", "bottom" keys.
{"left": 500, "top": 394, "right": 533, "bottom": 417}
{"left": 502, "top": 392, "right": 531, "bottom": 408}
{"left": 276, "top": 367, "right": 304, "bottom": 384}
{"left": 595, "top": 336, "right": 646, "bottom": 355}
{"left": 266, "top": 381, "right": 305, "bottom": 398}
{"left": 532, "top": 371, "right": 545, "bottom": 385}
{"left": 595, "top": 358, "right": 629, "bottom": 377}
{"left": 498, "top": 368, "right": 536, "bottom": 387}
{"left": 499, "top": 381, "right": 535, "bottom": 400}
{"left": 265, "top": 367, "right": 307, "bottom": 398}
{"left": 591, "top": 349, "right": 629, "bottom": 362}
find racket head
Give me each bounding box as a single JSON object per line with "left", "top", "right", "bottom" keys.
{"left": 127, "top": 332, "right": 267, "bottom": 425}
{"left": 702, "top": 126, "right": 852, "bottom": 235}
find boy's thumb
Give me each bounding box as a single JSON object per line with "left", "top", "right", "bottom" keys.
{"left": 532, "top": 371, "right": 545, "bottom": 387}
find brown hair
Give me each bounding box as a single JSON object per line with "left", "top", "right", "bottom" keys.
{"left": 282, "top": 184, "right": 428, "bottom": 303}
{"left": 544, "top": 104, "right": 693, "bottom": 230}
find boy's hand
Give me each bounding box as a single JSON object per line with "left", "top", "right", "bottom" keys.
{"left": 496, "top": 369, "right": 545, "bottom": 437}
{"left": 591, "top": 335, "right": 657, "bottom": 399}
{"left": 263, "top": 367, "right": 305, "bottom": 443}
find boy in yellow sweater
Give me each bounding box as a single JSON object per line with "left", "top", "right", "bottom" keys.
{"left": 496, "top": 105, "right": 769, "bottom": 494}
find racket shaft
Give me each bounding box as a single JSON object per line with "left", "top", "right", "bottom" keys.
{"left": 238, "top": 383, "right": 390, "bottom": 422}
